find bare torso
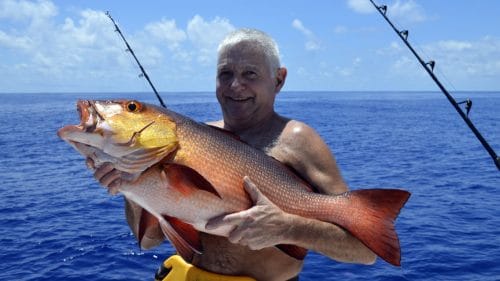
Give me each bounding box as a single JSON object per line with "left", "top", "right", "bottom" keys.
{"left": 192, "top": 234, "right": 302, "bottom": 280}
{"left": 194, "top": 117, "right": 304, "bottom": 281}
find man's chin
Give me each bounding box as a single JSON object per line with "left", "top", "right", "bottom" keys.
{"left": 223, "top": 110, "right": 254, "bottom": 124}
{"left": 224, "top": 102, "right": 253, "bottom": 116}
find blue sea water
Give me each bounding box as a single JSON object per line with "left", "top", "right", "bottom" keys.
{"left": 0, "top": 91, "right": 499, "bottom": 280}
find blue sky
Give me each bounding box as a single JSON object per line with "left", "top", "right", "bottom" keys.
{"left": 1, "top": 0, "right": 500, "bottom": 93}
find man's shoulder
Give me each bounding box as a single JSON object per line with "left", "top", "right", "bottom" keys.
{"left": 281, "top": 119, "right": 321, "bottom": 144}
{"left": 269, "top": 119, "right": 324, "bottom": 162}
{"left": 275, "top": 119, "right": 331, "bottom": 165}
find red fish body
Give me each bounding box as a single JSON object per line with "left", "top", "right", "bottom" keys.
{"left": 58, "top": 99, "right": 410, "bottom": 266}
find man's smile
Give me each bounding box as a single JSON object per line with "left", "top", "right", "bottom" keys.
{"left": 226, "top": 96, "right": 253, "bottom": 102}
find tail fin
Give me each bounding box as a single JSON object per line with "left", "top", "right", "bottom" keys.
{"left": 332, "top": 189, "right": 410, "bottom": 266}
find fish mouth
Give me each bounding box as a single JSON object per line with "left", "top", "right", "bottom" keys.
{"left": 57, "top": 100, "right": 103, "bottom": 140}
{"left": 78, "top": 100, "right": 105, "bottom": 133}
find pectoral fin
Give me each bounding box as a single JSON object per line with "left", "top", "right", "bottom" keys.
{"left": 137, "top": 208, "right": 164, "bottom": 249}
{"left": 162, "top": 164, "right": 221, "bottom": 198}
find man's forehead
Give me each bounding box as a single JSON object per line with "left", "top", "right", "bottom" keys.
{"left": 220, "top": 40, "right": 266, "bottom": 56}
{"left": 217, "top": 57, "right": 260, "bottom": 69}
{"left": 218, "top": 43, "right": 268, "bottom": 68}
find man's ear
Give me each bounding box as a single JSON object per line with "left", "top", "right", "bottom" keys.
{"left": 275, "top": 67, "right": 287, "bottom": 92}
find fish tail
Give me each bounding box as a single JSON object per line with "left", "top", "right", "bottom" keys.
{"left": 327, "top": 189, "right": 410, "bottom": 266}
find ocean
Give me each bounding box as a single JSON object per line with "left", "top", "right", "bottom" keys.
{"left": 1, "top": 91, "right": 499, "bottom": 280}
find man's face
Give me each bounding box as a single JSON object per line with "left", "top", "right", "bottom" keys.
{"left": 216, "top": 41, "right": 279, "bottom": 125}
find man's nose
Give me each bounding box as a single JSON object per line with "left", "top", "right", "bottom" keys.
{"left": 230, "top": 76, "right": 245, "bottom": 91}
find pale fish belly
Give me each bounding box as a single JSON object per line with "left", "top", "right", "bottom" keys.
{"left": 118, "top": 166, "right": 245, "bottom": 237}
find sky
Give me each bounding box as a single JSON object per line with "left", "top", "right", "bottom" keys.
{"left": 1, "top": 0, "right": 500, "bottom": 93}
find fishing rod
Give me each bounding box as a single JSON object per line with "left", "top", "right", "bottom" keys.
{"left": 369, "top": 0, "right": 500, "bottom": 171}
{"left": 105, "top": 11, "right": 167, "bottom": 108}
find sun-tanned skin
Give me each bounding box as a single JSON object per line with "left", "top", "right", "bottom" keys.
{"left": 91, "top": 30, "right": 375, "bottom": 281}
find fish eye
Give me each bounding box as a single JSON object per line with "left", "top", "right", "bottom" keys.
{"left": 126, "top": 101, "right": 142, "bottom": 112}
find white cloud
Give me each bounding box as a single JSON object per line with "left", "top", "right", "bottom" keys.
{"left": 0, "top": 0, "right": 57, "bottom": 21}
{"left": 0, "top": 3, "right": 147, "bottom": 91}
{"left": 145, "top": 19, "right": 187, "bottom": 50}
{"left": 387, "top": 0, "right": 427, "bottom": 23}
{"left": 378, "top": 36, "right": 500, "bottom": 88}
{"left": 0, "top": 1, "right": 237, "bottom": 92}
{"left": 292, "top": 19, "right": 321, "bottom": 51}
{"left": 0, "top": 30, "right": 32, "bottom": 49}
{"left": 346, "top": 0, "right": 374, "bottom": 14}
{"left": 390, "top": 41, "right": 401, "bottom": 49}
{"left": 391, "top": 55, "right": 416, "bottom": 71}
{"left": 186, "top": 15, "right": 235, "bottom": 65}
{"left": 336, "top": 57, "right": 363, "bottom": 77}
{"left": 347, "top": 0, "right": 427, "bottom": 23}
{"left": 422, "top": 37, "right": 500, "bottom": 79}
{"left": 292, "top": 19, "right": 312, "bottom": 37}
{"left": 435, "top": 40, "right": 472, "bottom": 51}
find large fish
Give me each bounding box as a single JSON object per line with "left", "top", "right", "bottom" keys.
{"left": 57, "top": 99, "right": 410, "bottom": 266}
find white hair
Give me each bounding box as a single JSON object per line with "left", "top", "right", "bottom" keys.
{"left": 217, "top": 28, "right": 281, "bottom": 76}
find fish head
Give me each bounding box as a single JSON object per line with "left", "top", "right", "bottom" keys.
{"left": 58, "top": 99, "right": 178, "bottom": 173}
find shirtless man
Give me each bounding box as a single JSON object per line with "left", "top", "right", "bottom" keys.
{"left": 93, "top": 28, "right": 376, "bottom": 281}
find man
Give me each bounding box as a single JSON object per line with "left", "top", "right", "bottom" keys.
{"left": 92, "top": 28, "right": 375, "bottom": 281}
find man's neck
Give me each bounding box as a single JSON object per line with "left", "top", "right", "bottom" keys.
{"left": 223, "top": 112, "right": 289, "bottom": 152}
{"left": 224, "top": 111, "right": 278, "bottom": 138}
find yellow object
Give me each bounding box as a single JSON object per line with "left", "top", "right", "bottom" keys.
{"left": 155, "top": 255, "right": 256, "bottom": 281}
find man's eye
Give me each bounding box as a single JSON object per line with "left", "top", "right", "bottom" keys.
{"left": 244, "top": 71, "right": 257, "bottom": 79}
{"left": 218, "top": 71, "right": 232, "bottom": 80}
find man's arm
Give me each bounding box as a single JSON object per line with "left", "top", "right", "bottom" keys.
{"left": 282, "top": 122, "right": 376, "bottom": 263}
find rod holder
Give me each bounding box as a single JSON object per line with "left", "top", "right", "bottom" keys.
{"left": 400, "top": 30, "right": 408, "bottom": 40}
{"left": 426, "top": 60, "right": 435, "bottom": 72}
{"left": 378, "top": 5, "right": 387, "bottom": 14}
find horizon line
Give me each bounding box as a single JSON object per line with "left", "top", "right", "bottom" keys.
{"left": 1, "top": 89, "right": 499, "bottom": 95}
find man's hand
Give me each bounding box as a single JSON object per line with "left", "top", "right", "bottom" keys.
{"left": 206, "top": 176, "right": 294, "bottom": 250}
{"left": 86, "top": 157, "right": 135, "bottom": 194}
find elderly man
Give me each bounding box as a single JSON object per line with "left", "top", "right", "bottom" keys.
{"left": 93, "top": 28, "right": 375, "bottom": 281}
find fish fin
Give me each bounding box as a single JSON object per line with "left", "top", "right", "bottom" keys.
{"left": 159, "top": 215, "right": 203, "bottom": 261}
{"left": 163, "top": 164, "right": 221, "bottom": 198}
{"left": 334, "top": 189, "right": 410, "bottom": 266}
{"left": 276, "top": 244, "right": 308, "bottom": 260}
{"left": 138, "top": 209, "right": 162, "bottom": 248}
